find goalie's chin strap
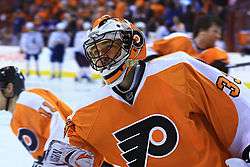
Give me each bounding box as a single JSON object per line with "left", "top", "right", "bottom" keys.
{"left": 5, "top": 97, "right": 10, "bottom": 111}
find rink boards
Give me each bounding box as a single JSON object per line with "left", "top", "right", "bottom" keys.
{"left": 0, "top": 45, "right": 249, "bottom": 83}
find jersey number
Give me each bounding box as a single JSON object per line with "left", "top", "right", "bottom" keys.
{"left": 18, "top": 128, "right": 38, "bottom": 153}
{"left": 216, "top": 76, "right": 241, "bottom": 97}
{"left": 113, "top": 114, "right": 179, "bottom": 167}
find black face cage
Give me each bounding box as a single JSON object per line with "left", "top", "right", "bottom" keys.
{"left": 83, "top": 30, "right": 133, "bottom": 72}
{"left": 0, "top": 66, "right": 25, "bottom": 97}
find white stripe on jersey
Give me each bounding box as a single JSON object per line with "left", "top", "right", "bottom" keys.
{"left": 17, "top": 91, "right": 45, "bottom": 111}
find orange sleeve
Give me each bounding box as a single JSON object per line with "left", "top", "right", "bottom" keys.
{"left": 152, "top": 36, "right": 197, "bottom": 57}
{"left": 184, "top": 64, "right": 238, "bottom": 149}
{"left": 66, "top": 121, "right": 104, "bottom": 167}
{"left": 54, "top": 96, "right": 72, "bottom": 120}
{"left": 182, "top": 57, "right": 250, "bottom": 158}
{"left": 28, "top": 88, "right": 72, "bottom": 120}
{"left": 199, "top": 47, "right": 229, "bottom": 64}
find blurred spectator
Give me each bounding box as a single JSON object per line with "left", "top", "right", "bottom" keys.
{"left": 12, "top": 10, "right": 26, "bottom": 45}
{"left": 0, "top": 0, "right": 232, "bottom": 51}
{"left": 48, "top": 22, "right": 70, "bottom": 79}
{"left": 135, "top": 21, "right": 147, "bottom": 38}
{"left": 73, "top": 21, "right": 92, "bottom": 82}
{"left": 181, "top": 4, "right": 196, "bottom": 32}
{"left": 193, "top": 15, "right": 222, "bottom": 49}
{"left": 128, "top": 0, "right": 148, "bottom": 22}
{"left": 150, "top": 1, "right": 165, "bottom": 18}
{"left": 171, "top": 16, "right": 186, "bottom": 33}
{"left": 20, "top": 22, "right": 44, "bottom": 77}
{"left": 114, "top": 1, "right": 127, "bottom": 18}
{"left": 164, "top": 0, "right": 183, "bottom": 27}
{"left": 0, "top": 25, "right": 15, "bottom": 45}
{"left": 92, "top": 6, "right": 108, "bottom": 21}
{"left": 154, "top": 19, "right": 169, "bottom": 40}
{"left": 64, "top": 13, "right": 78, "bottom": 47}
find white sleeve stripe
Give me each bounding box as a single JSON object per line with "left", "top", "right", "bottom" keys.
{"left": 17, "top": 91, "right": 45, "bottom": 111}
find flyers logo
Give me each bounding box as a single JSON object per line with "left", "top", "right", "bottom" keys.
{"left": 113, "top": 114, "right": 179, "bottom": 167}
{"left": 18, "top": 128, "right": 39, "bottom": 152}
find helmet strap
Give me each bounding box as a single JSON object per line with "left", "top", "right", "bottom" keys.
{"left": 5, "top": 97, "right": 10, "bottom": 111}
{"left": 1, "top": 88, "right": 15, "bottom": 111}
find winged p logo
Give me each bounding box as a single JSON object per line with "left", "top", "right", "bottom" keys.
{"left": 113, "top": 114, "right": 179, "bottom": 167}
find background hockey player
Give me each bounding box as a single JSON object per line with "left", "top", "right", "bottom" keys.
{"left": 152, "top": 15, "right": 229, "bottom": 73}
{"left": 20, "top": 22, "right": 44, "bottom": 77}
{"left": 48, "top": 22, "right": 70, "bottom": 79}
{"left": 43, "top": 15, "right": 250, "bottom": 167}
{"left": 73, "top": 21, "right": 92, "bottom": 82}
{"left": 0, "top": 66, "right": 72, "bottom": 166}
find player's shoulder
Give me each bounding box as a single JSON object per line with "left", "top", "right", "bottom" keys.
{"left": 67, "top": 86, "right": 112, "bottom": 138}
{"left": 33, "top": 31, "right": 43, "bottom": 36}
{"left": 146, "top": 51, "right": 198, "bottom": 76}
{"left": 203, "top": 47, "right": 227, "bottom": 54}
{"left": 70, "top": 86, "right": 112, "bottom": 118}
{"left": 21, "top": 32, "right": 29, "bottom": 38}
{"left": 17, "top": 90, "right": 45, "bottom": 111}
{"left": 152, "top": 33, "right": 192, "bottom": 55}
{"left": 28, "top": 88, "right": 55, "bottom": 97}
{"left": 50, "top": 31, "right": 58, "bottom": 36}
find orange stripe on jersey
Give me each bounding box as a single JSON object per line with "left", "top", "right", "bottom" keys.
{"left": 105, "top": 69, "right": 124, "bottom": 84}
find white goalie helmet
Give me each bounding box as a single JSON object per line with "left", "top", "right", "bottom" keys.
{"left": 83, "top": 15, "right": 146, "bottom": 86}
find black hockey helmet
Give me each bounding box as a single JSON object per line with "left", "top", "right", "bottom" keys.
{"left": 0, "top": 66, "right": 25, "bottom": 97}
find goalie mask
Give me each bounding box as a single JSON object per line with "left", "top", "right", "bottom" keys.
{"left": 83, "top": 15, "right": 146, "bottom": 86}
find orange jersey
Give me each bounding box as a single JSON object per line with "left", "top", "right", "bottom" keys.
{"left": 151, "top": 32, "right": 229, "bottom": 65}
{"left": 66, "top": 52, "right": 250, "bottom": 167}
{"left": 199, "top": 47, "right": 229, "bottom": 64}
{"left": 10, "top": 88, "right": 72, "bottom": 159}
